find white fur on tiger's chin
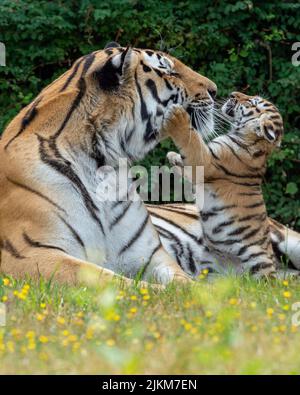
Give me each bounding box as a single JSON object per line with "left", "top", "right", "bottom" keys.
{"left": 198, "top": 107, "right": 215, "bottom": 140}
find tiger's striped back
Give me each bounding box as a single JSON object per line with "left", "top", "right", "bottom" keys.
{"left": 0, "top": 43, "right": 217, "bottom": 286}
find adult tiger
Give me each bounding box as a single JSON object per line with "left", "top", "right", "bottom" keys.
{"left": 0, "top": 43, "right": 298, "bottom": 286}
{"left": 0, "top": 43, "right": 217, "bottom": 286}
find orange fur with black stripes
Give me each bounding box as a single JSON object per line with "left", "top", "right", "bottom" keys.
{"left": 0, "top": 42, "right": 219, "bottom": 286}
{"left": 163, "top": 93, "right": 299, "bottom": 277}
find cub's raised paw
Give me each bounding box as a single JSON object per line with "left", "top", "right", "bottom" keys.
{"left": 167, "top": 151, "right": 184, "bottom": 167}
{"left": 162, "top": 105, "right": 191, "bottom": 137}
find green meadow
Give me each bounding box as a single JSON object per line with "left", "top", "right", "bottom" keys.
{"left": 1, "top": 274, "right": 300, "bottom": 374}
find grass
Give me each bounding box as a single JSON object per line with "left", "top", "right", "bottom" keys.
{"left": 0, "top": 272, "right": 300, "bottom": 374}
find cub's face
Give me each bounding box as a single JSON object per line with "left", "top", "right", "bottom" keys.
{"left": 222, "top": 92, "right": 284, "bottom": 146}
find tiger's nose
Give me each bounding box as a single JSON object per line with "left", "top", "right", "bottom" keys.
{"left": 208, "top": 88, "right": 217, "bottom": 100}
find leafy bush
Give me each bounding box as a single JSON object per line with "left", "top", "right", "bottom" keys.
{"left": 0, "top": 0, "right": 299, "bottom": 228}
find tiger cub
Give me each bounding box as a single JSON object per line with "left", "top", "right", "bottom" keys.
{"left": 163, "top": 92, "right": 284, "bottom": 277}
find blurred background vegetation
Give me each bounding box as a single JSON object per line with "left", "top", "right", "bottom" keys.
{"left": 0, "top": 0, "right": 299, "bottom": 229}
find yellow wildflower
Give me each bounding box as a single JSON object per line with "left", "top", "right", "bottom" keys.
{"left": 106, "top": 339, "right": 115, "bottom": 347}
{"left": 184, "top": 323, "right": 192, "bottom": 331}
{"left": 283, "top": 291, "right": 292, "bottom": 299}
{"left": 26, "top": 331, "right": 35, "bottom": 339}
{"left": 266, "top": 308, "right": 274, "bottom": 316}
{"left": 10, "top": 328, "right": 22, "bottom": 339}
{"left": 72, "top": 342, "right": 81, "bottom": 352}
{"left": 28, "top": 341, "right": 36, "bottom": 350}
{"left": 279, "top": 325, "right": 287, "bottom": 333}
{"left": 291, "top": 325, "right": 298, "bottom": 333}
{"left": 39, "top": 335, "right": 49, "bottom": 344}
{"left": 3, "top": 278, "right": 10, "bottom": 286}
{"left": 18, "top": 293, "right": 26, "bottom": 300}
{"left": 145, "top": 342, "right": 154, "bottom": 351}
{"left": 7, "top": 341, "right": 15, "bottom": 353}
{"left": 68, "top": 334, "right": 77, "bottom": 343}
{"left": 85, "top": 327, "right": 94, "bottom": 340}
{"left": 57, "top": 316, "right": 66, "bottom": 325}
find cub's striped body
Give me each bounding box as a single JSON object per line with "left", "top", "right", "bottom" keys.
{"left": 163, "top": 93, "right": 300, "bottom": 277}
{"left": 0, "top": 43, "right": 217, "bottom": 286}
{"left": 148, "top": 204, "right": 300, "bottom": 277}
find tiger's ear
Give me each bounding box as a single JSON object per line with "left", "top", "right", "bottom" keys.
{"left": 104, "top": 42, "right": 121, "bottom": 49}
{"left": 95, "top": 46, "right": 136, "bottom": 91}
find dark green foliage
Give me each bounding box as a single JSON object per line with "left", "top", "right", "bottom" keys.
{"left": 0, "top": 0, "right": 299, "bottom": 228}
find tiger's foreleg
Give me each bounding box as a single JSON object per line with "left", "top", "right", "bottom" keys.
{"left": 0, "top": 250, "right": 157, "bottom": 289}
{"left": 142, "top": 244, "right": 192, "bottom": 284}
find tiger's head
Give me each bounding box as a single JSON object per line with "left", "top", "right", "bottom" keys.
{"left": 222, "top": 92, "right": 284, "bottom": 149}
{"left": 3, "top": 42, "right": 217, "bottom": 168}
{"left": 83, "top": 42, "right": 217, "bottom": 164}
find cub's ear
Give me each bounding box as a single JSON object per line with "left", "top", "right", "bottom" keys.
{"left": 94, "top": 46, "right": 136, "bottom": 91}
{"left": 104, "top": 42, "right": 121, "bottom": 49}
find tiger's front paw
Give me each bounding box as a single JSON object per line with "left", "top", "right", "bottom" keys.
{"left": 162, "top": 105, "right": 191, "bottom": 138}
{"left": 167, "top": 151, "right": 184, "bottom": 167}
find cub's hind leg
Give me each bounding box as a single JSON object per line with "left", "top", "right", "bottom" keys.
{"left": 242, "top": 253, "right": 276, "bottom": 279}
{"left": 269, "top": 218, "right": 300, "bottom": 271}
